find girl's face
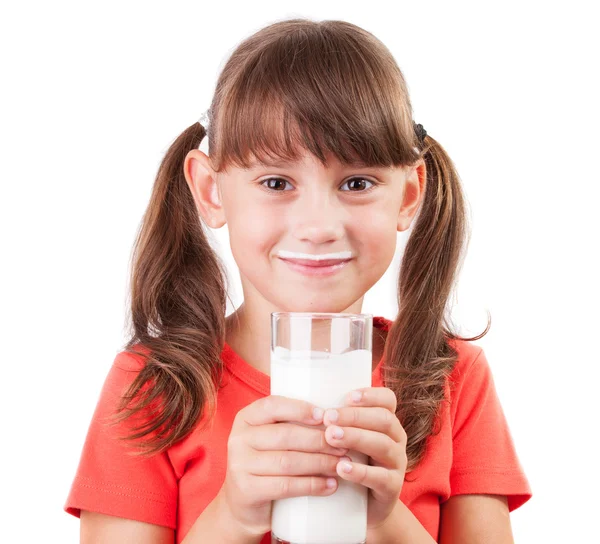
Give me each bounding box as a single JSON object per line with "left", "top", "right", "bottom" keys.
{"left": 185, "top": 147, "right": 425, "bottom": 314}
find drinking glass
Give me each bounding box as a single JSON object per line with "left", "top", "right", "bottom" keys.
{"left": 270, "top": 312, "right": 373, "bottom": 544}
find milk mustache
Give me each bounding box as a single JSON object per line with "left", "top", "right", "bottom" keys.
{"left": 270, "top": 346, "right": 372, "bottom": 544}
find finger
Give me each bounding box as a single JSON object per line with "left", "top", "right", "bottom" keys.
{"left": 246, "top": 422, "right": 349, "bottom": 456}
{"left": 343, "top": 387, "right": 397, "bottom": 414}
{"left": 240, "top": 395, "right": 326, "bottom": 427}
{"left": 247, "top": 451, "right": 343, "bottom": 477}
{"left": 323, "top": 406, "right": 406, "bottom": 444}
{"left": 254, "top": 475, "right": 339, "bottom": 501}
{"left": 336, "top": 459, "right": 402, "bottom": 503}
{"left": 325, "top": 425, "right": 401, "bottom": 468}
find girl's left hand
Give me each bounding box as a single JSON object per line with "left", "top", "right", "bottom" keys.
{"left": 323, "top": 387, "right": 407, "bottom": 530}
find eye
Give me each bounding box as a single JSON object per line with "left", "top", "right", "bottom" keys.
{"left": 260, "top": 178, "right": 293, "bottom": 191}
{"left": 259, "top": 177, "right": 378, "bottom": 193}
{"left": 340, "top": 177, "right": 377, "bottom": 192}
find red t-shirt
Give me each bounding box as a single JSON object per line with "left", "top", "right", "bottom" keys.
{"left": 64, "top": 316, "right": 532, "bottom": 542}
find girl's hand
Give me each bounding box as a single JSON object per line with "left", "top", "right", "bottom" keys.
{"left": 218, "top": 395, "right": 350, "bottom": 536}
{"left": 323, "top": 387, "right": 407, "bottom": 530}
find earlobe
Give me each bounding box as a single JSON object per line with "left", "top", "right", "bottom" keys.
{"left": 397, "top": 160, "right": 426, "bottom": 232}
{"left": 183, "top": 149, "right": 226, "bottom": 229}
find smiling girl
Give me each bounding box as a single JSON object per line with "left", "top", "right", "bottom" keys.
{"left": 65, "top": 18, "right": 532, "bottom": 543}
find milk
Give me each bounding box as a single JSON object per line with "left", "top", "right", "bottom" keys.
{"left": 270, "top": 347, "right": 372, "bottom": 544}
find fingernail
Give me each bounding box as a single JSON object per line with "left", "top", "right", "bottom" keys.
{"left": 331, "top": 426, "right": 344, "bottom": 439}
{"left": 313, "top": 407, "right": 324, "bottom": 421}
{"left": 325, "top": 409, "right": 338, "bottom": 422}
{"left": 326, "top": 477, "right": 337, "bottom": 488}
{"left": 341, "top": 461, "right": 353, "bottom": 473}
{"left": 351, "top": 391, "right": 362, "bottom": 403}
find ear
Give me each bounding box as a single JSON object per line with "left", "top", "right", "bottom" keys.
{"left": 183, "top": 149, "right": 226, "bottom": 228}
{"left": 397, "top": 158, "right": 426, "bottom": 232}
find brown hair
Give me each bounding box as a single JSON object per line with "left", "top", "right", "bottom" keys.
{"left": 110, "top": 18, "right": 490, "bottom": 473}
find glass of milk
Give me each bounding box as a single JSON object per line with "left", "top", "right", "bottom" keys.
{"left": 270, "top": 312, "right": 373, "bottom": 544}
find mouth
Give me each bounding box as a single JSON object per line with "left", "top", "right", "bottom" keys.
{"left": 278, "top": 257, "right": 353, "bottom": 276}
{"left": 279, "top": 257, "right": 352, "bottom": 267}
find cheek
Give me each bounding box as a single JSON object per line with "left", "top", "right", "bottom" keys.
{"left": 354, "top": 210, "right": 398, "bottom": 267}
{"left": 226, "top": 202, "right": 281, "bottom": 261}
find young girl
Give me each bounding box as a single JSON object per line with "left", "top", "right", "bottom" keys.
{"left": 65, "top": 18, "right": 532, "bottom": 543}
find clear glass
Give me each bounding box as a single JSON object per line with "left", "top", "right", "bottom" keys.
{"left": 270, "top": 312, "right": 373, "bottom": 544}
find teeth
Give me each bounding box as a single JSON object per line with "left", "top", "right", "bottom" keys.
{"left": 278, "top": 250, "right": 352, "bottom": 261}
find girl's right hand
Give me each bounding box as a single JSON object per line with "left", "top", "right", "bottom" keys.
{"left": 216, "top": 395, "right": 350, "bottom": 537}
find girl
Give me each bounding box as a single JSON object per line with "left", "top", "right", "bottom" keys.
{"left": 65, "top": 18, "right": 532, "bottom": 543}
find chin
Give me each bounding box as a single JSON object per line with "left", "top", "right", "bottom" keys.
{"left": 275, "top": 300, "right": 353, "bottom": 315}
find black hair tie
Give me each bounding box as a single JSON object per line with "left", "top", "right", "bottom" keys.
{"left": 413, "top": 122, "right": 427, "bottom": 143}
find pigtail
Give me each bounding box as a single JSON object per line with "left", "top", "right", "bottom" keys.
{"left": 383, "top": 133, "right": 491, "bottom": 473}
{"left": 108, "top": 121, "right": 229, "bottom": 456}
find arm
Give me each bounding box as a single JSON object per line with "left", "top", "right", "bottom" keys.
{"left": 439, "top": 494, "right": 514, "bottom": 544}
{"left": 181, "top": 490, "right": 264, "bottom": 544}
{"left": 80, "top": 511, "right": 174, "bottom": 544}
{"left": 367, "top": 494, "right": 514, "bottom": 544}
{"left": 366, "top": 500, "right": 436, "bottom": 544}
{"left": 80, "top": 491, "right": 263, "bottom": 544}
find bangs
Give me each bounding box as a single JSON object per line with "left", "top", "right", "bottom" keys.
{"left": 208, "top": 21, "right": 421, "bottom": 173}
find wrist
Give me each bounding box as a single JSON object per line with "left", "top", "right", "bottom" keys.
{"left": 181, "top": 488, "right": 265, "bottom": 544}
{"left": 367, "top": 503, "right": 402, "bottom": 537}
{"left": 215, "top": 490, "right": 265, "bottom": 543}
{"left": 367, "top": 500, "right": 436, "bottom": 544}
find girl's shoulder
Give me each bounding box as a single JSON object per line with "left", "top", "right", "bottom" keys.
{"left": 443, "top": 337, "right": 507, "bottom": 423}
{"left": 447, "top": 337, "right": 486, "bottom": 374}
{"left": 377, "top": 317, "right": 484, "bottom": 380}
{"left": 107, "top": 342, "right": 171, "bottom": 375}
{"left": 444, "top": 337, "right": 492, "bottom": 398}
{"left": 111, "top": 343, "right": 152, "bottom": 372}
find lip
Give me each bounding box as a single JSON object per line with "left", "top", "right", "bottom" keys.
{"left": 279, "top": 257, "right": 352, "bottom": 277}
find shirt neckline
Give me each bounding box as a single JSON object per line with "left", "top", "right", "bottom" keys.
{"left": 222, "top": 315, "right": 392, "bottom": 396}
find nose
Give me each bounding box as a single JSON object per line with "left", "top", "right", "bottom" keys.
{"left": 290, "top": 189, "right": 346, "bottom": 244}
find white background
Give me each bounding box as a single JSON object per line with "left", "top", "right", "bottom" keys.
{"left": 1, "top": 1, "right": 598, "bottom": 542}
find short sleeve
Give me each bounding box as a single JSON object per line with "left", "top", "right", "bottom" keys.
{"left": 446, "top": 347, "right": 532, "bottom": 512}
{"left": 64, "top": 351, "right": 178, "bottom": 528}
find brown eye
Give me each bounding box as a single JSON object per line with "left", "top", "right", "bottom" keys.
{"left": 341, "top": 177, "right": 376, "bottom": 192}
{"left": 261, "top": 178, "right": 292, "bottom": 191}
